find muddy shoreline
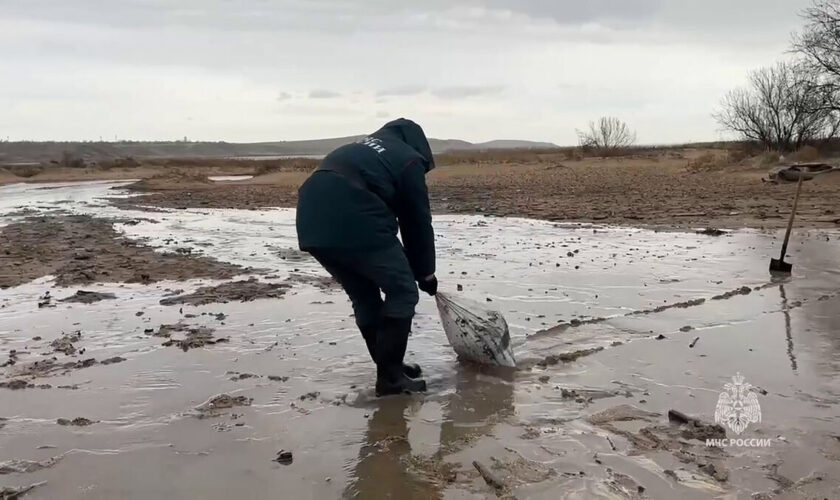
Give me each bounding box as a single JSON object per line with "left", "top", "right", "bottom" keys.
{"left": 0, "top": 215, "right": 248, "bottom": 289}
{"left": 106, "top": 153, "right": 840, "bottom": 230}
{"left": 2, "top": 179, "right": 839, "bottom": 498}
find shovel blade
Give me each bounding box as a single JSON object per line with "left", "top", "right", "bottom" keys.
{"left": 769, "top": 258, "right": 792, "bottom": 273}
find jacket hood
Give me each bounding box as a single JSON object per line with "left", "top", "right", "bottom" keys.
{"left": 372, "top": 118, "right": 435, "bottom": 172}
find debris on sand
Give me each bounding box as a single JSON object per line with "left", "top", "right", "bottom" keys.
{"left": 8, "top": 357, "right": 95, "bottom": 380}
{"left": 194, "top": 394, "right": 252, "bottom": 419}
{"left": 56, "top": 417, "right": 95, "bottom": 427}
{"left": 285, "top": 273, "right": 340, "bottom": 291}
{"left": 66, "top": 358, "right": 97, "bottom": 370}
{"left": 711, "top": 286, "right": 752, "bottom": 301}
{"left": 275, "top": 247, "right": 312, "bottom": 263}
{"left": 163, "top": 328, "right": 224, "bottom": 351}
{"left": 689, "top": 337, "right": 700, "bottom": 348}
{"left": 698, "top": 461, "right": 730, "bottom": 482}
{"left": 602, "top": 468, "right": 647, "bottom": 499}
{"left": 587, "top": 405, "right": 699, "bottom": 452}
{"left": 50, "top": 331, "right": 81, "bottom": 355}
{"left": 473, "top": 460, "right": 505, "bottom": 492}
{"left": 588, "top": 405, "right": 660, "bottom": 426}
{"left": 0, "top": 215, "right": 245, "bottom": 288}
{"left": 534, "top": 347, "right": 604, "bottom": 368}
{"left": 152, "top": 322, "right": 225, "bottom": 351}
{"left": 679, "top": 325, "right": 694, "bottom": 332}
{"left": 755, "top": 464, "right": 826, "bottom": 498}
{"left": 151, "top": 323, "right": 182, "bottom": 338}
{"left": 159, "top": 278, "right": 290, "bottom": 306}
{"left": 37, "top": 291, "right": 52, "bottom": 308}
{"left": 267, "top": 375, "right": 289, "bottom": 382}
{"left": 0, "top": 455, "right": 62, "bottom": 474}
{"left": 101, "top": 356, "right": 126, "bottom": 365}
{"left": 631, "top": 298, "right": 706, "bottom": 316}
{"left": 0, "top": 380, "right": 30, "bottom": 390}
{"left": 273, "top": 450, "right": 293, "bottom": 465}
{"left": 1, "top": 350, "right": 19, "bottom": 367}
{"left": 58, "top": 290, "right": 116, "bottom": 304}
{"left": 472, "top": 449, "right": 557, "bottom": 493}
{"left": 520, "top": 427, "right": 541, "bottom": 440}
{"left": 668, "top": 410, "right": 726, "bottom": 441}
{"left": 0, "top": 482, "right": 47, "bottom": 499}
{"left": 298, "top": 391, "right": 320, "bottom": 401}
{"left": 696, "top": 228, "right": 727, "bottom": 236}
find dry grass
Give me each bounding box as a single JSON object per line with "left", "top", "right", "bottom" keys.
{"left": 141, "top": 157, "right": 319, "bottom": 174}
{"left": 7, "top": 165, "right": 44, "bottom": 178}
{"left": 757, "top": 151, "right": 782, "bottom": 166}
{"left": 685, "top": 152, "right": 723, "bottom": 172}
{"left": 436, "top": 149, "right": 562, "bottom": 166}
{"left": 787, "top": 145, "right": 821, "bottom": 163}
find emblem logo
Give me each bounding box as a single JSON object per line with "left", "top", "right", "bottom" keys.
{"left": 714, "top": 373, "right": 761, "bottom": 435}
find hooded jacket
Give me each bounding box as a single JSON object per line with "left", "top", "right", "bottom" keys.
{"left": 296, "top": 118, "right": 436, "bottom": 279}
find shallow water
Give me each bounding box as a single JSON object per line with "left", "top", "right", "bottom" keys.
{"left": 207, "top": 175, "right": 254, "bottom": 182}
{"left": 1, "top": 181, "right": 839, "bottom": 498}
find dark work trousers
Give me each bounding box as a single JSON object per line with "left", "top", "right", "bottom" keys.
{"left": 308, "top": 244, "right": 419, "bottom": 330}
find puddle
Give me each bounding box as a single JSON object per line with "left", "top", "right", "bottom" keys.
{"left": 1, "top": 181, "right": 839, "bottom": 498}
{"left": 208, "top": 175, "right": 254, "bottom": 182}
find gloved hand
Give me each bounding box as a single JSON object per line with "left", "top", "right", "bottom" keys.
{"left": 418, "top": 274, "right": 438, "bottom": 296}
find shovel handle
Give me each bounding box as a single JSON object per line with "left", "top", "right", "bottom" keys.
{"left": 779, "top": 175, "right": 804, "bottom": 260}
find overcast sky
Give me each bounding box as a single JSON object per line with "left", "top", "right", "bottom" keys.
{"left": 0, "top": 0, "right": 813, "bottom": 144}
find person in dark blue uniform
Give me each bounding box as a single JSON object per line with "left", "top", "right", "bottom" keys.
{"left": 296, "top": 118, "right": 437, "bottom": 396}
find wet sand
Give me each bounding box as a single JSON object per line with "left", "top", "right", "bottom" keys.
{"left": 101, "top": 150, "right": 840, "bottom": 230}
{"left": 0, "top": 215, "right": 246, "bottom": 289}
{"left": 1, "top": 181, "right": 840, "bottom": 498}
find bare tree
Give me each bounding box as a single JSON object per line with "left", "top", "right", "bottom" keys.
{"left": 793, "top": 0, "right": 840, "bottom": 110}
{"left": 576, "top": 117, "right": 636, "bottom": 152}
{"left": 713, "top": 61, "right": 838, "bottom": 151}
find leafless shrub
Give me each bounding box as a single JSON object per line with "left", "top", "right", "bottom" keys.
{"left": 562, "top": 148, "right": 583, "bottom": 161}
{"left": 726, "top": 148, "right": 752, "bottom": 164}
{"left": 576, "top": 117, "right": 637, "bottom": 154}
{"left": 61, "top": 150, "right": 86, "bottom": 168}
{"left": 757, "top": 151, "right": 782, "bottom": 166}
{"left": 10, "top": 165, "right": 43, "bottom": 178}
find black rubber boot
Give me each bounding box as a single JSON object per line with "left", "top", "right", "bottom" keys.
{"left": 360, "top": 323, "right": 422, "bottom": 378}
{"left": 374, "top": 317, "right": 427, "bottom": 397}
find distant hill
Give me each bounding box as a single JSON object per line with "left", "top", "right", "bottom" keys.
{"left": 471, "top": 140, "right": 558, "bottom": 150}
{"left": 0, "top": 137, "right": 559, "bottom": 164}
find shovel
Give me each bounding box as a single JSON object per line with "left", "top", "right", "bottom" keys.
{"left": 769, "top": 174, "right": 804, "bottom": 274}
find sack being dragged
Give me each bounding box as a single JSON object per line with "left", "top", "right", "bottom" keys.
{"left": 435, "top": 292, "right": 516, "bottom": 368}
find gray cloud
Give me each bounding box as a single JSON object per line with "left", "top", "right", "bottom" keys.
{"left": 431, "top": 85, "right": 505, "bottom": 99}
{"left": 308, "top": 89, "right": 341, "bottom": 99}
{"left": 484, "top": 0, "right": 663, "bottom": 25}
{"left": 0, "top": 0, "right": 815, "bottom": 144}
{"left": 376, "top": 85, "right": 427, "bottom": 97}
